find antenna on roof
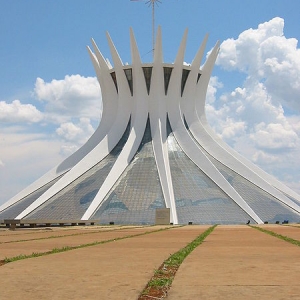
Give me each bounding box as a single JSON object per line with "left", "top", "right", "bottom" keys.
{"left": 131, "top": 0, "right": 162, "bottom": 57}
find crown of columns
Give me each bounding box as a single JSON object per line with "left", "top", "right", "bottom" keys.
{"left": 1, "top": 28, "right": 300, "bottom": 225}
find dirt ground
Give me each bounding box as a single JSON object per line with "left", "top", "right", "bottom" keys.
{"left": 0, "top": 225, "right": 207, "bottom": 300}
{"left": 168, "top": 225, "right": 300, "bottom": 300}
{"left": 0, "top": 225, "right": 161, "bottom": 259}
{"left": 0, "top": 224, "right": 300, "bottom": 300}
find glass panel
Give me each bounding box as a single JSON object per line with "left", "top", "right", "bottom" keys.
{"left": 142, "top": 67, "right": 153, "bottom": 95}
{"left": 163, "top": 67, "right": 173, "bottom": 95}
{"left": 181, "top": 69, "right": 190, "bottom": 96}
{"left": 0, "top": 174, "right": 65, "bottom": 221}
{"left": 92, "top": 118, "right": 165, "bottom": 225}
{"left": 283, "top": 193, "right": 300, "bottom": 207}
{"left": 197, "top": 73, "right": 201, "bottom": 83}
{"left": 204, "top": 151, "right": 300, "bottom": 223}
{"left": 166, "top": 119, "right": 254, "bottom": 224}
{"left": 25, "top": 121, "right": 131, "bottom": 220}
{"left": 110, "top": 71, "right": 118, "bottom": 92}
{"left": 124, "top": 68, "right": 133, "bottom": 96}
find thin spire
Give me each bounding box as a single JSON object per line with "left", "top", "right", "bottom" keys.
{"left": 131, "top": 0, "right": 162, "bottom": 57}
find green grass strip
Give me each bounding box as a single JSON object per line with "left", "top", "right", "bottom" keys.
{"left": 164, "top": 224, "right": 217, "bottom": 267}
{"left": 3, "top": 225, "right": 183, "bottom": 264}
{"left": 138, "top": 225, "right": 217, "bottom": 299}
{"left": 250, "top": 225, "right": 300, "bottom": 247}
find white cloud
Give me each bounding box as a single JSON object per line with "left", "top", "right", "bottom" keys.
{"left": 217, "top": 17, "right": 285, "bottom": 73}
{"left": 206, "top": 76, "right": 223, "bottom": 104}
{"left": 34, "top": 74, "right": 102, "bottom": 121}
{"left": 0, "top": 75, "right": 102, "bottom": 205}
{"left": 0, "top": 128, "right": 63, "bottom": 204}
{"left": 217, "top": 17, "right": 300, "bottom": 112}
{"left": 207, "top": 17, "right": 300, "bottom": 190}
{"left": 252, "top": 150, "right": 282, "bottom": 165}
{"left": 1, "top": 17, "right": 300, "bottom": 204}
{"left": 221, "top": 118, "right": 247, "bottom": 141}
{"left": 0, "top": 100, "right": 43, "bottom": 123}
{"left": 251, "top": 122, "right": 298, "bottom": 150}
{"left": 56, "top": 117, "right": 95, "bottom": 155}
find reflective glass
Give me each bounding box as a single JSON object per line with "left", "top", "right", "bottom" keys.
{"left": 197, "top": 73, "right": 201, "bottom": 83}
{"left": 0, "top": 174, "right": 64, "bottom": 221}
{"left": 163, "top": 67, "right": 173, "bottom": 95}
{"left": 110, "top": 72, "right": 118, "bottom": 92}
{"left": 167, "top": 120, "right": 254, "bottom": 224}
{"left": 25, "top": 121, "right": 131, "bottom": 220}
{"left": 142, "top": 67, "right": 152, "bottom": 95}
{"left": 92, "top": 118, "right": 165, "bottom": 224}
{"left": 205, "top": 152, "right": 300, "bottom": 223}
{"left": 124, "top": 68, "right": 133, "bottom": 96}
{"left": 181, "top": 69, "right": 190, "bottom": 96}
{"left": 283, "top": 193, "right": 300, "bottom": 207}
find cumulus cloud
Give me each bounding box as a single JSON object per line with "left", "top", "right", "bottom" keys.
{"left": 56, "top": 117, "right": 95, "bottom": 149}
{"left": 216, "top": 17, "right": 300, "bottom": 112}
{"left": 0, "top": 100, "right": 43, "bottom": 123}
{"left": 34, "top": 75, "right": 102, "bottom": 121}
{"left": 207, "top": 17, "right": 300, "bottom": 188}
{"left": 0, "top": 75, "right": 102, "bottom": 204}
{"left": 206, "top": 76, "right": 223, "bottom": 105}
{"left": 33, "top": 75, "right": 103, "bottom": 155}
{"left": 2, "top": 17, "right": 300, "bottom": 203}
{"left": 217, "top": 18, "right": 285, "bottom": 72}
{"left": 250, "top": 122, "right": 298, "bottom": 150}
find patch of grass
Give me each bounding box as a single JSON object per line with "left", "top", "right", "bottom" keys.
{"left": 138, "top": 225, "right": 217, "bottom": 300}
{"left": 250, "top": 225, "right": 300, "bottom": 247}
{"left": 2, "top": 225, "right": 181, "bottom": 265}
{"left": 4, "top": 247, "right": 74, "bottom": 263}
{"left": 148, "top": 277, "right": 172, "bottom": 288}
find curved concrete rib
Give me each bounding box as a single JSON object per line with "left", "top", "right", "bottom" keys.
{"left": 149, "top": 26, "right": 178, "bottom": 224}
{"left": 167, "top": 29, "right": 263, "bottom": 224}
{"left": 202, "top": 114, "right": 300, "bottom": 204}
{"left": 16, "top": 34, "right": 133, "bottom": 220}
{"left": 0, "top": 168, "right": 68, "bottom": 213}
{"left": 2, "top": 37, "right": 122, "bottom": 215}
{"left": 180, "top": 33, "right": 208, "bottom": 116}
{"left": 5, "top": 26, "right": 299, "bottom": 225}
{"left": 56, "top": 43, "right": 119, "bottom": 174}
{"left": 189, "top": 42, "right": 300, "bottom": 209}
{"left": 1, "top": 42, "right": 122, "bottom": 214}
{"left": 82, "top": 28, "right": 149, "bottom": 220}
{"left": 196, "top": 44, "right": 300, "bottom": 203}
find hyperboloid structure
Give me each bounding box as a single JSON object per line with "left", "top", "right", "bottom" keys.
{"left": 1, "top": 28, "right": 300, "bottom": 225}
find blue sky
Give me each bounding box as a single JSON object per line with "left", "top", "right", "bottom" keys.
{"left": 1, "top": 0, "right": 300, "bottom": 205}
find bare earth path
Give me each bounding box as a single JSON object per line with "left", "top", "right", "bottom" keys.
{"left": 168, "top": 225, "right": 300, "bottom": 300}
{"left": 0, "top": 226, "right": 116, "bottom": 242}
{"left": 255, "top": 224, "right": 300, "bottom": 240}
{"left": 0, "top": 226, "right": 208, "bottom": 300}
{"left": 0, "top": 226, "right": 157, "bottom": 259}
{"left": 1, "top": 224, "right": 300, "bottom": 300}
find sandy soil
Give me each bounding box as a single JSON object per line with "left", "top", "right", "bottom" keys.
{"left": 0, "top": 225, "right": 208, "bottom": 300}
{"left": 0, "top": 224, "right": 300, "bottom": 300}
{"left": 0, "top": 226, "right": 108, "bottom": 240}
{"left": 257, "top": 224, "right": 300, "bottom": 240}
{"left": 0, "top": 226, "right": 160, "bottom": 259}
{"left": 168, "top": 225, "right": 300, "bottom": 300}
